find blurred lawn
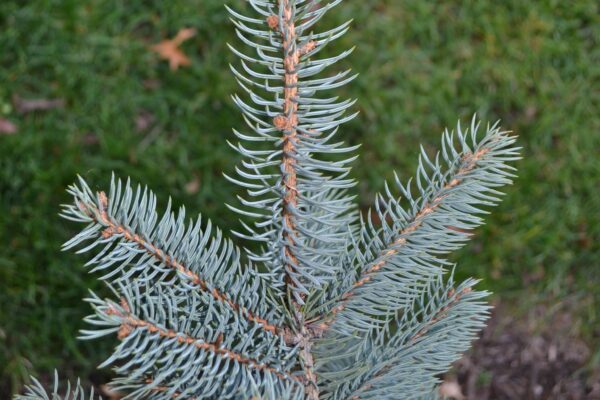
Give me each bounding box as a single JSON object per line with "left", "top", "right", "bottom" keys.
{"left": 1, "top": 0, "right": 598, "bottom": 395}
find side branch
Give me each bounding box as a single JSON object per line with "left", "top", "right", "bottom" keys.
{"left": 408, "top": 286, "right": 472, "bottom": 344}
{"left": 276, "top": 0, "right": 302, "bottom": 305}
{"left": 312, "top": 147, "right": 492, "bottom": 332}
{"left": 107, "top": 300, "right": 299, "bottom": 384}
{"left": 348, "top": 286, "right": 473, "bottom": 400}
{"left": 270, "top": 2, "right": 319, "bottom": 398}
{"left": 77, "top": 191, "right": 283, "bottom": 337}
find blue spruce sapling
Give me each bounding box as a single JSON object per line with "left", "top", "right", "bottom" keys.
{"left": 16, "top": 1, "right": 520, "bottom": 399}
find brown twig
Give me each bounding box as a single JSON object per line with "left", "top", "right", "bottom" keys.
{"left": 268, "top": 2, "right": 320, "bottom": 396}
{"left": 276, "top": 0, "right": 301, "bottom": 303}
{"left": 12, "top": 94, "right": 65, "bottom": 114}
{"left": 106, "top": 300, "right": 299, "bottom": 384}
{"left": 408, "top": 287, "right": 472, "bottom": 343}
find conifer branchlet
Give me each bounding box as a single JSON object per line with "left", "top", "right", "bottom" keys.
{"left": 16, "top": 1, "right": 520, "bottom": 399}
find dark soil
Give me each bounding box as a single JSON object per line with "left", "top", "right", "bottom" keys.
{"left": 447, "top": 305, "right": 600, "bottom": 400}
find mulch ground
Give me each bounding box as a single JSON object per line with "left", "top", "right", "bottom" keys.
{"left": 444, "top": 304, "right": 600, "bottom": 400}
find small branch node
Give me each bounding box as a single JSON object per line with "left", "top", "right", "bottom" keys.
{"left": 274, "top": 115, "right": 288, "bottom": 130}
{"left": 266, "top": 15, "right": 279, "bottom": 30}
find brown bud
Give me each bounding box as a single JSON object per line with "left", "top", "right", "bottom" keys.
{"left": 117, "top": 324, "right": 133, "bottom": 340}
{"left": 273, "top": 115, "right": 288, "bottom": 130}
{"left": 298, "top": 41, "right": 317, "bottom": 56}
{"left": 120, "top": 297, "right": 131, "bottom": 313}
{"left": 98, "top": 191, "right": 108, "bottom": 210}
{"left": 77, "top": 201, "right": 92, "bottom": 217}
{"left": 266, "top": 15, "right": 279, "bottom": 30}
{"left": 101, "top": 227, "right": 115, "bottom": 239}
{"left": 105, "top": 304, "right": 119, "bottom": 316}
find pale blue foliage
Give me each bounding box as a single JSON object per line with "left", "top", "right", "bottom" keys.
{"left": 309, "top": 119, "right": 519, "bottom": 333}
{"left": 16, "top": 1, "right": 520, "bottom": 399}
{"left": 317, "top": 273, "right": 489, "bottom": 399}
{"left": 226, "top": 0, "right": 360, "bottom": 303}
{"left": 81, "top": 287, "right": 301, "bottom": 399}
{"left": 15, "top": 372, "right": 98, "bottom": 400}
{"left": 61, "top": 175, "right": 284, "bottom": 328}
{"left": 57, "top": 176, "right": 303, "bottom": 399}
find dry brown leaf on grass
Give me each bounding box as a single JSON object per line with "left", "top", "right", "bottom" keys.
{"left": 439, "top": 379, "right": 465, "bottom": 399}
{"left": 13, "top": 95, "right": 65, "bottom": 114}
{"left": 81, "top": 131, "right": 99, "bottom": 145}
{"left": 151, "top": 28, "right": 196, "bottom": 71}
{"left": 185, "top": 176, "right": 200, "bottom": 194}
{"left": 0, "top": 118, "right": 17, "bottom": 135}
{"left": 99, "top": 384, "right": 125, "bottom": 400}
{"left": 135, "top": 110, "right": 156, "bottom": 132}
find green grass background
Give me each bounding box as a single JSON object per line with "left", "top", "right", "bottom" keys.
{"left": 1, "top": 0, "right": 598, "bottom": 395}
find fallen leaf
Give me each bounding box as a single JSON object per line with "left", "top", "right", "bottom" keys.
{"left": 99, "top": 384, "right": 124, "bottom": 400}
{"left": 82, "top": 131, "right": 99, "bottom": 145}
{"left": 151, "top": 28, "right": 196, "bottom": 71}
{"left": 12, "top": 95, "right": 65, "bottom": 114}
{"left": 0, "top": 118, "right": 17, "bottom": 135}
{"left": 525, "top": 105, "right": 537, "bottom": 120}
{"left": 135, "top": 110, "right": 155, "bottom": 132}
{"left": 185, "top": 176, "right": 200, "bottom": 195}
{"left": 577, "top": 222, "right": 590, "bottom": 249}
{"left": 142, "top": 79, "right": 160, "bottom": 90}
{"left": 439, "top": 379, "right": 465, "bottom": 399}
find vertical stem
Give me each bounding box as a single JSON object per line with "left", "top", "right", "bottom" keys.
{"left": 275, "top": 1, "right": 318, "bottom": 398}
{"left": 281, "top": 0, "right": 300, "bottom": 300}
